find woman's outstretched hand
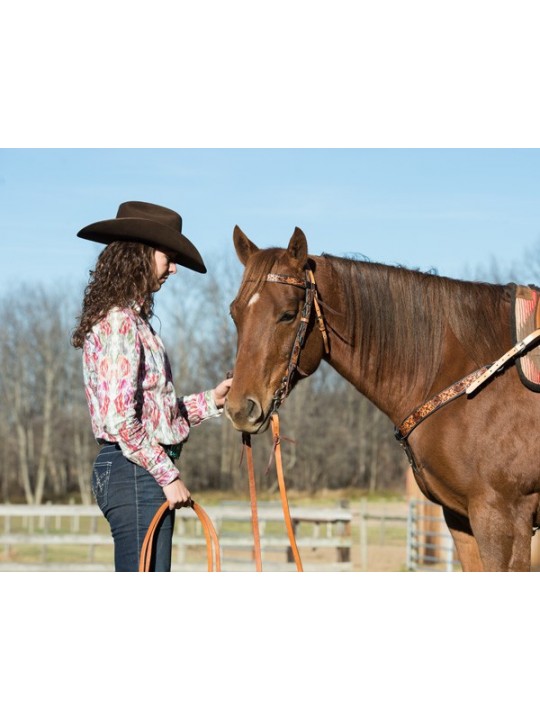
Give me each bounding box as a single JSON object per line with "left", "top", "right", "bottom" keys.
{"left": 212, "top": 375, "right": 233, "bottom": 408}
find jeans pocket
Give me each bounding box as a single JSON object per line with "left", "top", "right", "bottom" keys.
{"left": 92, "top": 461, "right": 112, "bottom": 508}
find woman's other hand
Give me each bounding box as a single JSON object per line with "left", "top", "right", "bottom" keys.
{"left": 163, "top": 478, "right": 191, "bottom": 510}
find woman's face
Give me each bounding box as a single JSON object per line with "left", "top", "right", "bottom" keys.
{"left": 153, "top": 249, "right": 177, "bottom": 291}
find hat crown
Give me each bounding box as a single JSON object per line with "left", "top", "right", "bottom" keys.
{"left": 116, "top": 201, "right": 182, "bottom": 233}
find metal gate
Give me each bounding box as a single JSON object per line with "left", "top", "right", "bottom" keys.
{"left": 406, "top": 498, "right": 459, "bottom": 572}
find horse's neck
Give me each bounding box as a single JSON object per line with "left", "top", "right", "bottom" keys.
{"left": 321, "top": 307, "right": 417, "bottom": 422}
{"left": 315, "top": 257, "right": 507, "bottom": 425}
{"left": 314, "top": 257, "right": 399, "bottom": 415}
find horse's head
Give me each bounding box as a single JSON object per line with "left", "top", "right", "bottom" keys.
{"left": 225, "top": 226, "right": 327, "bottom": 434}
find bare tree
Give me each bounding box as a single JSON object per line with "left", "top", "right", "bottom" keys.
{"left": 0, "top": 286, "right": 95, "bottom": 503}
{"left": 0, "top": 250, "right": 411, "bottom": 504}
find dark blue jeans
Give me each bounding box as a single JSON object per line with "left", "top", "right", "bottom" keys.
{"left": 91, "top": 444, "right": 175, "bottom": 572}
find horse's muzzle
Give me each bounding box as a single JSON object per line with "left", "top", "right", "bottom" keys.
{"left": 224, "top": 396, "right": 272, "bottom": 434}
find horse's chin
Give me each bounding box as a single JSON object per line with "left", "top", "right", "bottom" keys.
{"left": 233, "top": 414, "right": 273, "bottom": 435}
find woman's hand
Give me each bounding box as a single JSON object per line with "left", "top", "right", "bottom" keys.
{"left": 212, "top": 376, "right": 233, "bottom": 408}
{"left": 163, "top": 478, "right": 191, "bottom": 510}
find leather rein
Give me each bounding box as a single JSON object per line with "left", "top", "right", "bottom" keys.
{"left": 139, "top": 498, "right": 221, "bottom": 572}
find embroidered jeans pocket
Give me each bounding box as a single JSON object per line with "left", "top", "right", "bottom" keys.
{"left": 92, "top": 461, "right": 112, "bottom": 508}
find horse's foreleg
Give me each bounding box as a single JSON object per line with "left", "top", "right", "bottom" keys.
{"left": 468, "top": 500, "right": 533, "bottom": 572}
{"left": 443, "top": 507, "right": 484, "bottom": 571}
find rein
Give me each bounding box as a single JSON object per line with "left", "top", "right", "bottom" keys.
{"left": 139, "top": 498, "right": 221, "bottom": 572}
{"left": 140, "top": 427, "right": 304, "bottom": 573}
{"left": 242, "top": 414, "right": 304, "bottom": 572}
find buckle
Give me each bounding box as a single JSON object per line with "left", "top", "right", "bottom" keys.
{"left": 162, "top": 443, "right": 182, "bottom": 460}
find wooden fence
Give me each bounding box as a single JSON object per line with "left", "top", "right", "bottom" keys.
{"left": 0, "top": 502, "right": 353, "bottom": 572}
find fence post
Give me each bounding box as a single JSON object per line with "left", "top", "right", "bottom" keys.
{"left": 359, "top": 498, "right": 368, "bottom": 571}
{"left": 406, "top": 499, "right": 416, "bottom": 571}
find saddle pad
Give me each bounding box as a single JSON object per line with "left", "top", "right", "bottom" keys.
{"left": 512, "top": 283, "right": 540, "bottom": 391}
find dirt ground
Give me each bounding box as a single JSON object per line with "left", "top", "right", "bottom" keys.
{"left": 350, "top": 499, "right": 410, "bottom": 572}
{"left": 292, "top": 499, "right": 410, "bottom": 572}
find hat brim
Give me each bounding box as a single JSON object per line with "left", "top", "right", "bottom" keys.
{"left": 77, "top": 218, "right": 207, "bottom": 274}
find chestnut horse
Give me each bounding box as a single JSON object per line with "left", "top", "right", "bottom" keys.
{"left": 225, "top": 225, "right": 540, "bottom": 571}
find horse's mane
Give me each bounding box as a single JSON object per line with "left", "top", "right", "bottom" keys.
{"left": 321, "top": 254, "right": 511, "bottom": 394}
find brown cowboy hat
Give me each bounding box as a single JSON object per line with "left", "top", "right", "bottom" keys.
{"left": 77, "top": 200, "right": 207, "bottom": 273}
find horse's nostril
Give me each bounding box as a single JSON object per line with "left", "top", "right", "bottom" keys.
{"left": 246, "top": 397, "right": 262, "bottom": 422}
{"left": 224, "top": 395, "right": 264, "bottom": 431}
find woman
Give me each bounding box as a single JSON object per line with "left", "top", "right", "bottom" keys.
{"left": 72, "top": 200, "right": 232, "bottom": 571}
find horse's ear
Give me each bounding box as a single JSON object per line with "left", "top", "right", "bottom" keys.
{"left": 233, "top": 226, "right": 259, "bottom": 266}
{"left": 287, "top": 227, "right": 308, "bottom": 266}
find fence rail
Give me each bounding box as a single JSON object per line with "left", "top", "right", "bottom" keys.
{"left": 8, "top": 498, "right": 513, "bottom": 572}
{"left": 0, "top": 502, "right": 352, "bottom": 572}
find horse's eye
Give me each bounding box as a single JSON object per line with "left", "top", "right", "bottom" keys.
{"left": 279, "top": 310, "right": 297, "bottom": 323}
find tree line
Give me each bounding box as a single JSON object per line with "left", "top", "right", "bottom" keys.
{"left": 0, "top": 251, "right": 410, "bottom": 504}
{"left": 5, "top": 240, "right": 533, "bottom": 506}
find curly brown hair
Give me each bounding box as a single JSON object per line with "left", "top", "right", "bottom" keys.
{"left": 71, "top": 241, "right": 157, "bottom": 348}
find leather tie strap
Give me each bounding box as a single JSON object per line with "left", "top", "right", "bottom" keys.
{"left": 139, "top": 499, "right": 221, "bottom": 572}
{"left": 307, "top": 269, "right": 330, "bottom": 354}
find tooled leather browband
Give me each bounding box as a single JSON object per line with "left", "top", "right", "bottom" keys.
{"left": 266, "top": 273, "right": 306, "bottom": 288}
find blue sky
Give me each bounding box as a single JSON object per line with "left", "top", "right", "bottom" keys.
{"left": 2, "top": 148, "right": 540, "bottom": 299}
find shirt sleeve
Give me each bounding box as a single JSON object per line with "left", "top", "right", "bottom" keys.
{"left": 177, "top": 389, "right": 222, "bottom": 426}
{"left": 95, "top": 310, "right": 180, "bottom": 487}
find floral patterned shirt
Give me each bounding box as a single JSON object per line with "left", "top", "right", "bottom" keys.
{"left": 82, "top": 306, "right": 221, "bottom": 486}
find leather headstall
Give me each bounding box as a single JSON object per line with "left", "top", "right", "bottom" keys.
{"left": 266, "top": 267, "right": 329, "bottom": 411}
